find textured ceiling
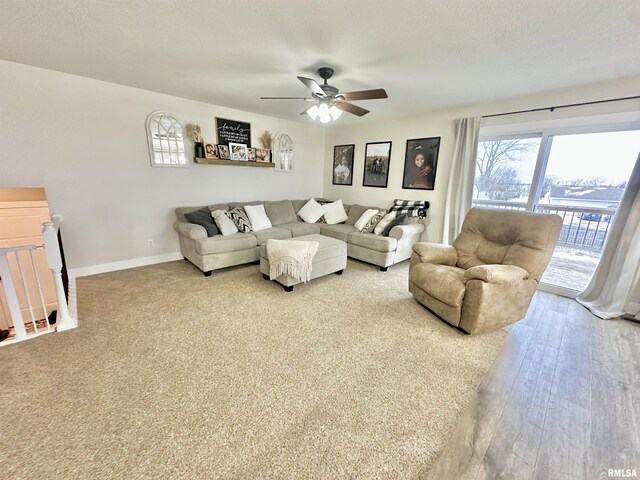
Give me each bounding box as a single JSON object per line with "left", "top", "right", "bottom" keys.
{"left": 1, "top": 0, "right": 639, "bottom": 125}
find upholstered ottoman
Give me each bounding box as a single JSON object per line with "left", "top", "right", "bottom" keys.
{"left": 259, "top": 234, "right": 347, "bottom": 291}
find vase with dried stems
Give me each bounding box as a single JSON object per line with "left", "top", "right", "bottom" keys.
{"left": 186, "top": 124, "right": 205, "bottom": 158}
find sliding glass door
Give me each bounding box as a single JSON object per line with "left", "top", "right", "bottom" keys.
{"left": 474, "top": 127, "right": 640, "bottom": 296}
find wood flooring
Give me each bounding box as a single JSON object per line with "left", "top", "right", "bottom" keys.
{"left": 428, "top": 292, "right": 640, "bottom": 480}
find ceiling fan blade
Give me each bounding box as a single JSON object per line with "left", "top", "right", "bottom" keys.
{"left": 336, "top": 101, "right": 370, "bottom": 117}
{"left": 260, "top": 96, "right": 314, "bottom": 101}
{"left": 297, "top": 76, "right": 326, "bottom": 97}
{"left": 341, "top": 89, "right": 388, "bottom": 101}
{"left": 299, "top": 105, "right": 316, "bottom": 116}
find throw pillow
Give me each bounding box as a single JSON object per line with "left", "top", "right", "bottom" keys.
{"left": 298, "top": 198, "right": 326, "bottom": 223}
{"left": 374, "top": 212, "right": 397, "bottom": 235}
{"left": 229, "top": 207, "right": 252, "bottom": 233}
{"left": 211, "top": 210, "right": 239, "bottom": 236}
{"left": 323, "top": 200, "right": 349, "bottom": 225}
{"left": 382, "top": 214, "right": 407, "bottom": 237}
{"left": 362, "top": 210, "right": 386, "bottom": 234}
{"left": 244, "top": 204, "right": 273, "bottom": 231}
{"left": 184, "top": 208, "right": 219, "bottom": 237}
{"left": 354, "top": 209, "right": 379, "bottom": 232}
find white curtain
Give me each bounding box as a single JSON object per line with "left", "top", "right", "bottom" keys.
{"left": 442, "top": 117, "right": 481, "bottom": 244}
{"left": 577, "top": 152, "right": 640, "bottom": 319}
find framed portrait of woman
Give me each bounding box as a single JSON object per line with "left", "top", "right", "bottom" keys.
{"left": 402, "top": 137, "right": 441, "bottom": 190}
{"left": 333, "top": 144, "right": 355, "bottom": 186}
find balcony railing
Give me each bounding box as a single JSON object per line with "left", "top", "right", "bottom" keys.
{"left": 472, "top": 200, "right": 616, "bottom": 252}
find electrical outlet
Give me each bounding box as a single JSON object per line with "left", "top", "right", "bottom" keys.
{"left": 147, "top": 239, "right": 154, "bottom": 248}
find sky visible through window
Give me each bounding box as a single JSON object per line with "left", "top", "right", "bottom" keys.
{"left": 544, "top": 130, "right": 640, "bottom": 185}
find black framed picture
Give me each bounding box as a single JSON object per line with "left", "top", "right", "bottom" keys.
{"left": 363, "top": 141, "right": 392, "bottom": 188}
{"left": 215, "top": 117, "right": 251, "bottom": 147}
{"left": 332, "top": 144, "right": 355, "bottom": 186}
{"left": 402, "top": 137, "right": 441, "bottom": 190}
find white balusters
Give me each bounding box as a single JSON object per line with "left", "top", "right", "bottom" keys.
{"left": 0, "top": 218, "right": 75, "bottom": 345}
{"left": 42, "top": 222, "right": 75, "bottom": 332}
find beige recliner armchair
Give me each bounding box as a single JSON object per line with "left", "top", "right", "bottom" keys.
{"left": 409, "top": 208, "right": 562, "bottom": 334}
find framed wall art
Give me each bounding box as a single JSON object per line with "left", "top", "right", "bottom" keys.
{"left": 333, "top": 144, "right": 355, "bottom": 186}
{"left": 255, "top": 148, "right": 271, "bottom": 163}
{"left": 402, "top": 137, "right": 441, "bottom": 190}
{"left": 217, "top": 144, "right": 230, "bottom": 160}
{"left": 363, "top": 141, "right": 392, "bottom": 188}
{"left": 204, "top": 143, "right": 217, "bottom": 158}
{"left": 229, "top": 142, "right": 248, "bottom": 161}
{"left": 216, "top": 117, "right": 251, "bottom": 147}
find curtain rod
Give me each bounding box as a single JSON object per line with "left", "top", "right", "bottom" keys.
{"left": 482, "top": 95, "right": 640, "bottom": 119}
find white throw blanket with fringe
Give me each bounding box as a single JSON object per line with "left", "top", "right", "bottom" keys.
{"left": 266, "top": 239, "right": 320, "bottom": 283}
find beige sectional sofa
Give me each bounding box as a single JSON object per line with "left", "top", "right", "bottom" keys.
{"left": 174, "top": 199, "right": 425, "bottom": 276}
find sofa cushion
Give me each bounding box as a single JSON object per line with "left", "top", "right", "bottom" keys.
{"left": 323, "top": 200, "right": 348, "bottom": 225}
{"left": 346, "top": 204, "right": 373, "bottom": 225}
{"left": 184, "top": 207, "right": 219, "bottom": 237}
{"left": 374, "top": 212, "right": 397, "bottom": 235}
{"left": 176, "top": 204, "right": 225, "bottom": 223}
{"left": 320, "top": 224, "right": 358, "bottom": 242}
{"left": 348, "top": 232, "right": 398, "bottom": 253}
{"left": 354, "top": 209, "right": 380, "bottom": 232}
{"left": 382, "top": 214, "right": 407, "bottom": 236}
{"left": 228, "top": 200, "right": 262, "bottom": 209}
{"left": 250, "top": 226, "right": 292, "bottom": 245}
{"left": 228, "top": 207, "right": 252, "bottom": 233}
{"left": 211, "top": 210, "right": 239, "bottom": 236}
{"left": 362, "top": 210, "right": 386, "bottom": 233}
{"left": 195, "top": 233, "right": 257, "bottom": 255}
{"left": 298, "top": 199, "right": 327, "bottom": 223}
{"left": 409, "top": 263, "right": 467, "bottom": 307}
{"left": 276, "top": 222, "right": 322, "bottom": 237}
{"left": 292, "top": 199, "right": 310, "bottom": 215}
{"left": 244, "top": 204, "right": 273, "bottom": 231}
{"left": 264, "top": 200, "right": 298, "bottom": 225}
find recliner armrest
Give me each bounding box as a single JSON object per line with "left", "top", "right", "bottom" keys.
{"left": 389, "top": 223, "right": 425, "bottom": 240}
{"left": 463, "top": 264, "right": 529, "bottom": 284}
{"left": 174, "top": 221, "right": 207, "bottom": 240}
{"left": 411, "top": 243, "right": 458, "bottom": 266}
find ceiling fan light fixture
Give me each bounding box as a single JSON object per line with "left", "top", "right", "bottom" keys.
{"left": 318, "top": 102, "right": 331, "bottom": 123}
{"left": 329, "top": 105, "right": 342, "bottom": 121}
{"left": 306, "top": 104, "right": 319, "bottom": 120}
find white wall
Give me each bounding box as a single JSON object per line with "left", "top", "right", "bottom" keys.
{"left": 0, "top": 60, "right": 326, "bottom": 274}
{"left": 323, "top": 75, "right": 640, "bottom": 242}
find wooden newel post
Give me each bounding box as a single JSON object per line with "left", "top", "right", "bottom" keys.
{"left": 42, "top": 222, "right": 75, "bottom": 332}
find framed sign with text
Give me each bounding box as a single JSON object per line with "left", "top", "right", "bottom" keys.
{"left": 215, "top": 117, "right": 251, "bottom": 147}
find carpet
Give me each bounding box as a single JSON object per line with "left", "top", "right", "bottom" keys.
{"left": 0, "top": 259, "right": 507, "bottom": 479}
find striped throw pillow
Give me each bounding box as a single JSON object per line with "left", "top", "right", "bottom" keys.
{"left": 229, "top": 207, "right": 252, "bottom": 233}
{"left": 362, "top": 210, "right": 386, "bottom": 233}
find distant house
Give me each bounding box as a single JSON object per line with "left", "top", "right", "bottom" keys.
{"left": 547, "top": 186, "right": 625, "bottom": 209}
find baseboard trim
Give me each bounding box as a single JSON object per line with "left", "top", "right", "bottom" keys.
{"left": 68, "top": 252, "right": 183, "bottom": 278}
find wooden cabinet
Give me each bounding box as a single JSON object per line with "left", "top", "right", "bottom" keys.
{"left": 0, "top": 188, "right": 57, "bottom": 330}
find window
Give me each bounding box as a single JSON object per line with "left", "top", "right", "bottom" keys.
{"left": 473, "top": 125, "right": 640, "bottom": 294}
{"left": 474, "top": 135, "right": 541, "bottom": 210}
{"left": 146, "top": 111, "right": 187, "bottom": 167}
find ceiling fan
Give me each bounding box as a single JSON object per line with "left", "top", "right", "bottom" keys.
{"left": 260, "top": 67, "right": 388, "bottom": 122}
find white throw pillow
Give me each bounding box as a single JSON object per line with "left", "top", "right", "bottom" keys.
{"left": 297, "top": 198, "right": 326, "bottom": 223}
{"left": 244, "top": 204, "right": 273, "bottom": 231}
{"left": 211, "top": 210, "right": 238, "bottom": 236}
{"left": 374, "top": 211, "right": 397, "bottom": 235}
{"left": 323, "top": 200, "right": 349, "bottom": 225}
{"left": 354, "top": 209, "right": 379, "bottom": 232}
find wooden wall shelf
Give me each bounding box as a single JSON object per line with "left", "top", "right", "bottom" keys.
{"left": 194, "top": 158, "right": 275, "bottom": 168}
